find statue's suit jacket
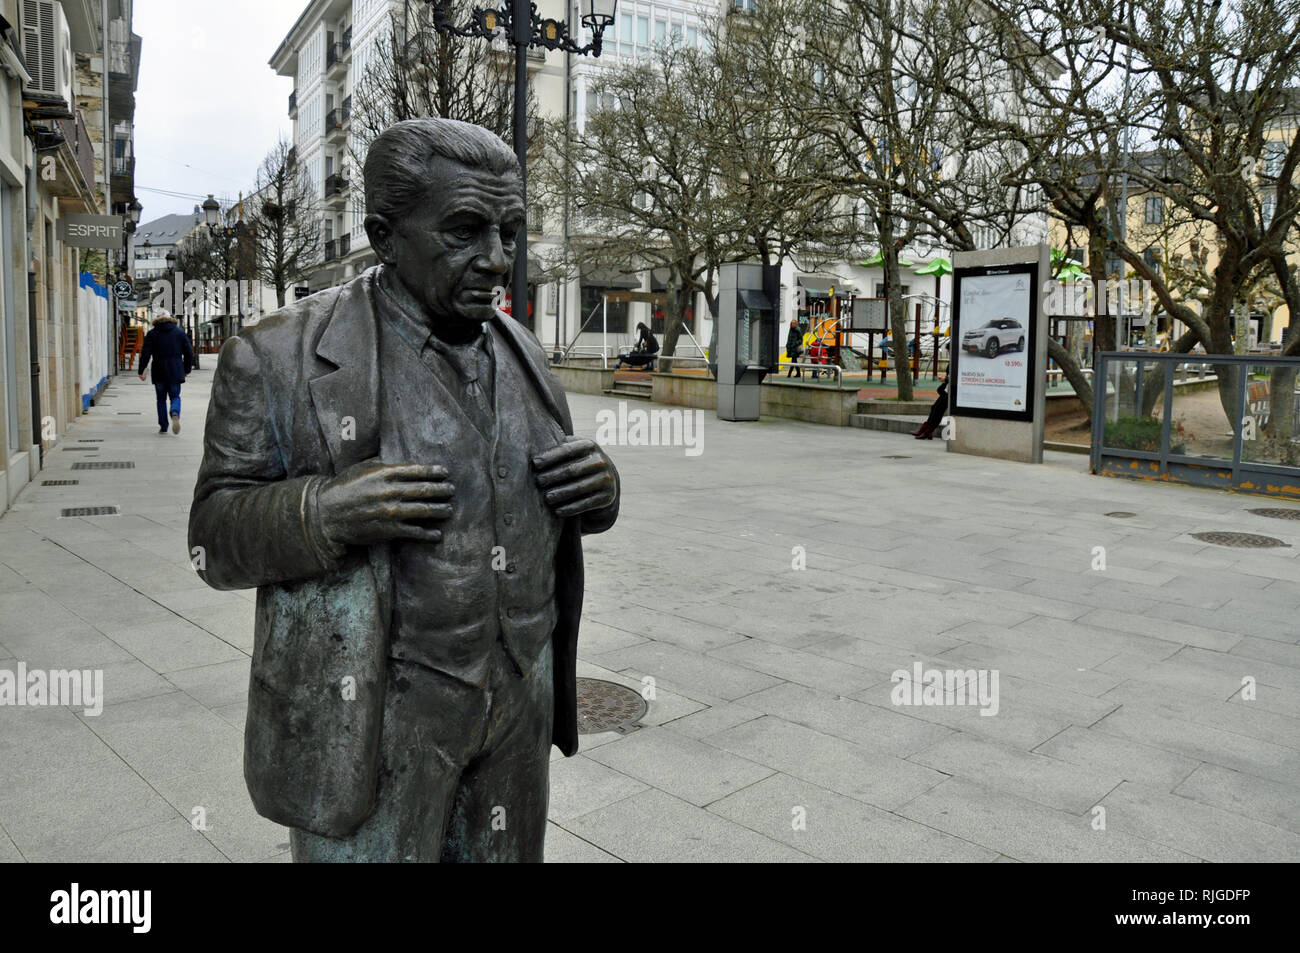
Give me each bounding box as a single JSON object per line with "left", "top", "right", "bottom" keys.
{"left": 188, "top": 267, "right": 615, "bottom": 838}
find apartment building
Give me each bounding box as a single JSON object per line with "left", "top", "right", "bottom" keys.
{"left": 271, "top": 0, "right": 576, "bottom": 339}
{"left": 269, "top": 0, "right": 1047, "bottom": 357}
{"left": 0, "top": 0, "right": 139, "bottom": 515}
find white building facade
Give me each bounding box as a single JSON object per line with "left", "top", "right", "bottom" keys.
{"left": 270, "top": 0, "right": 1048, "bottom": 360}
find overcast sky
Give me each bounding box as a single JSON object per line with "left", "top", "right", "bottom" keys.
{"left": 133, "top": 0, "right": 306, "bottom": 224}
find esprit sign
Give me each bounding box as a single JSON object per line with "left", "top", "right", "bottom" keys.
{"left": 57, "top": 215, "right": 124, "bottom": 249}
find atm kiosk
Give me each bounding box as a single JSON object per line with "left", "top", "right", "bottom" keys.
{"left": 716, "top": 263, "right": 780, "bottom": 421}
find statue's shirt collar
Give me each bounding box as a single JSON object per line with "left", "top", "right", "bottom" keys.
{"left": 375, "top": 266, "right": 488, "bottom": 384}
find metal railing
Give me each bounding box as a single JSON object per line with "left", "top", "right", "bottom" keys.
{"left": 776, "top": 362, "right": 844, "bottom": 386}
{"left": 1091, "top": 351, "right": 1300, "bottom": 499}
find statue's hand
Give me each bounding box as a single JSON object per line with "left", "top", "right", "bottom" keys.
{"left": 533, "top": 437, "right": 617, "bottom": 519}
{"left": 317, "top": 461, "right": 454, "bottom": 547}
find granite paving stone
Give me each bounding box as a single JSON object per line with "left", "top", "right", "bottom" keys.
{"left": 2, "top": 368, "right": 1297, "bottom": 861}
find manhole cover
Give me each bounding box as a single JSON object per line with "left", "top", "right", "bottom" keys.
{"left": 60, "top": 506, "right": 119, "bottom": 517}
{"left": 576, "top": 678, "right": 647, "bottom": 734}
{"left": 1105, "top": 511, "right": 1137, "bottom": 518}
{"left": 72, "top": 462, "right": 134, "bottom": 470}
{"left": 1190, "top": 531, "right": 1290, "bottom": 549}
{"left": 42, "top": 480, "right": 79, "bottom": 486}
{"left": 882, "top": 455, "right": 912, "bottom": 459}
{"left": 1248, "top": 508, "right": 1300, "bottom": 521}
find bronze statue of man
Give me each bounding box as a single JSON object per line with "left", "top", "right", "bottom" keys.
{"left": 188, "top": 118, "right": 619, "bottom": 862}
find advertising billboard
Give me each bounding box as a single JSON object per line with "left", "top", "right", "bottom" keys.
{"left": 950, "top": 263, "right": 1038, "bottom": 421}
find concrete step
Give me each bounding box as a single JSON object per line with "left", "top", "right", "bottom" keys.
{"left": 1045, "top": 441, "right": 1090, "bottom": 455}
{"left": 603, "top": 386, "right": 652, "bottom": 401}
{"left": 849, "top": 414, "right": 928, "bottom": 434}
{"left": 856, "top": 399, "right": 933, "bottom": 416}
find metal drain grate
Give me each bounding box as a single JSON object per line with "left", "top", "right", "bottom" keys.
{"left": 77, "top": 439, "right": 103, "bottom": 443}
{"left": 882, "top": 455, "right": 912, "bottom": 459}
{"left": 62, "top": 447, "right": 97, "bottom": 451}
{"left": 71, "top": 461, "right": 134, "bottom": 470}
{"left": 42, "top": 480, "right": 79, "bottom": 486}
{"left": 576, "top": 678, "right": 648, "bottom": 734}
{"left": 1105, "top": 512, "right": 1137, "bottom": 518}
{"left": 60, "top": 506, "right": 119, "bottom": 517}
{"left": 1191, "top": 531, "right": 1290, "bottom": 549}
{"left": 1248, "top": 508, "right": 1300, "bottom": 521}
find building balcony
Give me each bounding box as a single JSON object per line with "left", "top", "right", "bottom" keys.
{"left": 288, "top": 89, "right": 297, "bottom": 115}
{"left": 324, "top": 173, "right": 349, "bottom": 205}
{"left": 325, "top": 111, "right": 346, "bottom": 145}
{"left": 324, "top": 238, "right": 337, "bottom": 262}
{"left": 111, "top": 155, "right": 135, "bottom": 196}
{"left": 327, "top": 36, "right": 350, "bottom": 77}
{"left": 338, "top": 234, "right": 351, "bottom": 257}
{"left": 42, "top": 109, "right": 97, "bottom": 208}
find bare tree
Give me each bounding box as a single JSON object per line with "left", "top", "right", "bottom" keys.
{"left": 535, "top": 41, "right": 738, "bottom": 368}
{"left": 349, "top": 0, "right": 528, "bottom": 157}
{"left": 778, "top": 0, "right": 1055, "bottom": 400}
{"left": 244, "top": 137, "right": 322, "bottom": 309}
{"left": 959, "top": 0, "right": 1300, "bottom": 431}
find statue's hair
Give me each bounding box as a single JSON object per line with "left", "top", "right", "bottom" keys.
{"left": 364, "top": 118, "right": 520, "bottom": 221}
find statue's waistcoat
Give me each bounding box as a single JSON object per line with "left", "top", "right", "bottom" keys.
{"left": 378, "top": 320, "right": 566, "bottom": 684}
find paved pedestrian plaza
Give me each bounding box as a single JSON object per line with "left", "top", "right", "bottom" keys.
{"left": 1, "top": 361, "right": 1297, "bottom": 862}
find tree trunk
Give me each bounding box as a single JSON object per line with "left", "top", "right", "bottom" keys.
{"left": 659, "top": 262, "right": 689, "bottom": 373}
{"left": 882, "top": 221, "right": 913, "bottom": 400}
{"left": 1047, "top": 337, "right": 1093, "bottom": 423}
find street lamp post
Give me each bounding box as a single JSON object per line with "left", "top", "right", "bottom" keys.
{"left": 202, "top": 194, "right": 250, "bottom": 338}
{"left": 427, "top": 0, "right": 616, "bottom": 334}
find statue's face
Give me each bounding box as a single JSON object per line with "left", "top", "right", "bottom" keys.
{"left": 381, "top": 156, "right": 525, "bottom": 332}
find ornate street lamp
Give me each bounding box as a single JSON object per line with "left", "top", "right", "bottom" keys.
{"left": 428, "top": 0, "right": 617, "bottom": 330}
{"left": 127, "top": 199, "right": 142, "bottom": 224}
{"left": 202, "top": 194, "right": 221, "bottom": 230}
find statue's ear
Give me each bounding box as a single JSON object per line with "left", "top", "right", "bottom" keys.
{"left": 365, "top": 214, "right": 397, "bottom": 265}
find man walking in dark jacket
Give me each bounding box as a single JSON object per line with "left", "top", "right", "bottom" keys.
{"left": 137, "top": 309, "right": 195, "bottom": 434}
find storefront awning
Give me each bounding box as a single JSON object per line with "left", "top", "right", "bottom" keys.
{"left": 580, "top": 266, "right": 640, "bottom": 289}
{"left": 797, "top": 275, "right": 857, "bottom": 295}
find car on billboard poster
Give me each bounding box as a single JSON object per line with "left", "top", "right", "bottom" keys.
{"left": 952, "top": 267, "right": 1036, "bottom": 418}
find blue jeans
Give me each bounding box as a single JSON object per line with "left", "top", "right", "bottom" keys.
{"left": 155, "top": 381, "right": 181, "bottom": 430}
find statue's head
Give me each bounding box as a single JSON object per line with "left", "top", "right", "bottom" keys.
{"left": 364, "top": 118, "right": 524, "bottom": 332}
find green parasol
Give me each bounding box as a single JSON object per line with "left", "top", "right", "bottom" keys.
{"left": 913, "top": 257, "right": 952, "bottom": 277}
{"left": 859, "top": 251, "right": 916, "bottom": 268}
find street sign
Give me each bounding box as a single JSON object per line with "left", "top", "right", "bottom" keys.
{"left": 112, "top": 280, "right": 132, "bottom": 299}
{"left": 57, "top": 215, "right": 125, "bottom": 249}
